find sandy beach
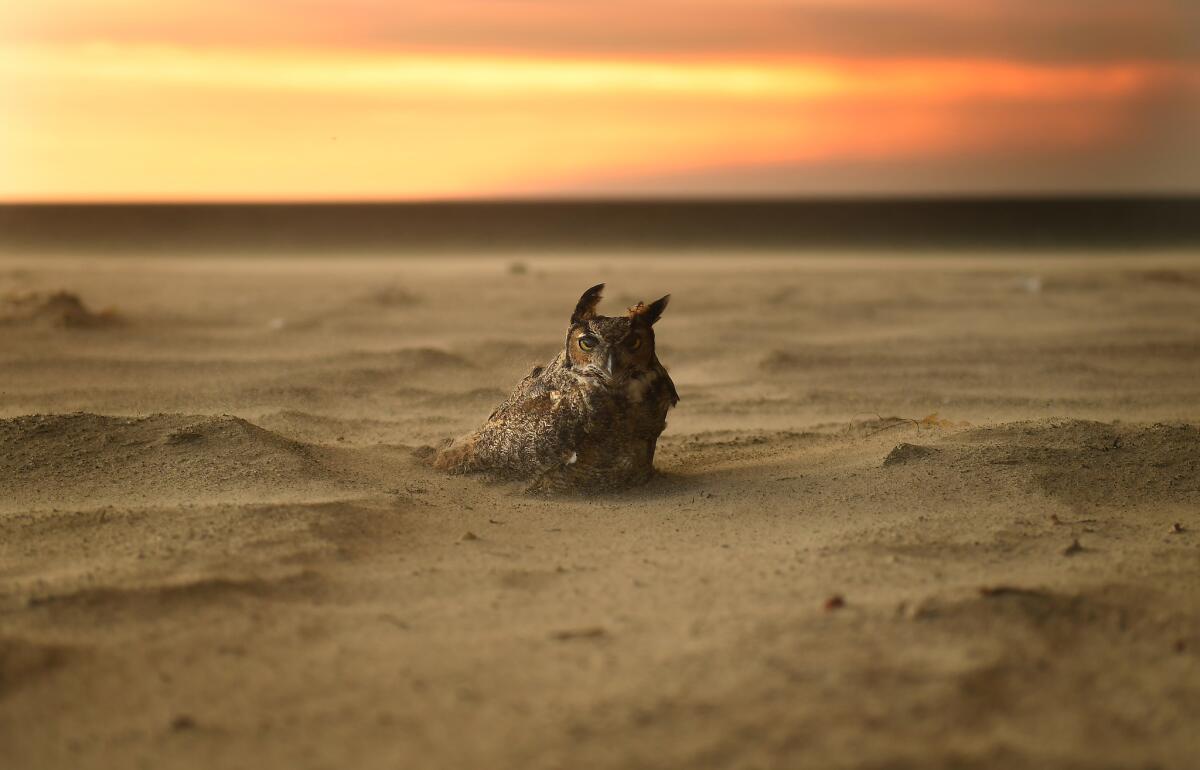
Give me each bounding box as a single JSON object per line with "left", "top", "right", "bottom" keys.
{"left": 2, "top": 251, "right": 1198, "bottom": 769}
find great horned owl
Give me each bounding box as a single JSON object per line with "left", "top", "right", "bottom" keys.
{"left": 434, "top": 283, "right": 678, "bottom": 492}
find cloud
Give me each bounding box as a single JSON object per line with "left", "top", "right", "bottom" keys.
{"left": 3, "top": 1, "right": 1197, "bottom": 63}
{"left": 544, "top": 144, "right": 1200, "bottom": 198}
{"left": 533, "top": 69, "right": 1200, "bottom": 197}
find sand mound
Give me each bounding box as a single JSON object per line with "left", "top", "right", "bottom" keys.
{"left": 24, "top": 572, "right": 323, "bottom": 617}
{"left": 884, "top": 419, "right": 1200, "bottom": 508}
{"left": 883, "top": 442, "right": 941, "bottom": 466}
{"left": 0, "top": 637, "right": 71, "bottom": 695}
{"left": 0, "top": 413, "right": 349, "bottom": 510}
{"left": 362, "top": 284, "right": 421, "bottom": 307}
{"left": 913, "top": 584, "right": 1153, "bottom": 636}
{"left": 0, "top": 290, "right": 119, "bottom": 328}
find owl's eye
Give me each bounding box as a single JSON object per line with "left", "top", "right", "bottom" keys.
{"left": 628, "top": 336, "right": 642, "bottom": 350}
{"left": 578, "top": 335, "right": 598, "bottom": 351}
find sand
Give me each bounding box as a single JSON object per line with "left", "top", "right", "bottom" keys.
{"left": 1, "top": 251, "right": 1198, "bottom": 769}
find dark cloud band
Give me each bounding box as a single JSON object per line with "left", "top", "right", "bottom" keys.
{"left": 5, "top": 1, "right": 1199, "bottom": 64}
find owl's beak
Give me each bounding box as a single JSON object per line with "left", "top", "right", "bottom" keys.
{"left": 604, "top": 352, "right": 614, "bottom": 377}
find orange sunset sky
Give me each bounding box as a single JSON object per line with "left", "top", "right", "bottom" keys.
{"left": 2, "top": 0, "right": 1198, "bottom": 201}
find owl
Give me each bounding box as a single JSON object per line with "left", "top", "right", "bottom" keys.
{"left": 434, "top": 283, "right": 678, "bottom": 492}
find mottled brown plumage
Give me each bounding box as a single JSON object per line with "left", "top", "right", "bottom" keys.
{"left": 434, "top": 283, "right": 678, "bottom": 491}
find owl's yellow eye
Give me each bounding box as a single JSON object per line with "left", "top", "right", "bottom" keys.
{"left": 579, "top": 335, "right": 598, "bottom": 351}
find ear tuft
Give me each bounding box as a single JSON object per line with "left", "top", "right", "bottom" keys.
{"left": 571, "top": 283, "right": 605, "bottom": 324}
{"left": 629, "top": 294, "right": 670, "bottom": 325}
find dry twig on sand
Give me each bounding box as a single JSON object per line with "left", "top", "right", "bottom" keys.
{"left": 846, "top": 412, "right": 970, "bottom": 438}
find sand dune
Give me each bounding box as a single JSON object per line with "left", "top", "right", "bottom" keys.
{"left": 1, "top": 252, "right": 1198, "bottom": 769}
{"left": 1, "top": 290, "right": 120, "bottom": 329}
{"left": 0, "top": 413, "right": 386, "bottom": 510}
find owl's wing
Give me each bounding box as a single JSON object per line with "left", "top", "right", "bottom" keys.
{"left": 486, "top": 365, "right": 544, "bottom": 422}
{"left": 470, "top": 372, "right": 597, "bottom": 476}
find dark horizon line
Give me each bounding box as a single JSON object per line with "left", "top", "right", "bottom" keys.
{"left": 4, "top": 192, "right": 1200, "bottom": 208}
{"left": 4, "top": 195, "right": 1198, "bottom": 253}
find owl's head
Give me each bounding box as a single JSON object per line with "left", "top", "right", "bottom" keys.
{"left": 564, "top": 283, "right": 669, "bottom": 383}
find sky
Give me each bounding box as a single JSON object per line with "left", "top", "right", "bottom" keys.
{"left": 1, "top": 0, "right": 1198, "bottom": 201}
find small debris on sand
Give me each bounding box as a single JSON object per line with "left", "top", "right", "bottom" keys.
{"left": 1171, "top": 523, "right": 1185, "bottom": 534}
{"left": 165, "top": 427, "right": 205, "bottom": 445}
{"left": 460, "top": 531, "right": 480, "bottom": 542}
{"left": 824, "top": 595, "right": 846, "bottom": 611}
{"left": 170, "top": 715, "right": 197, "bottom": 731}
{"left": 1050, "top": 513, "right": 1098, "bottom": 526}
{"left": 1062, "top": 539, "right": 1085, "bottom": 556}
{"left": 883, "top": 443, "right": 939, "bottom": 466}
{"left": 367, "top": 285, "right": 421, "bottom": 307}
{"left": 550, "top": 626, "right": 607, "bottom": 641}
{"left": 979, "top": 586, "right": 1047, "bottom": 599}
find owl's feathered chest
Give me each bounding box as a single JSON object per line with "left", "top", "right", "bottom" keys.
{"left": 538, "top": 354, "right": 673, "bottom": 426}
